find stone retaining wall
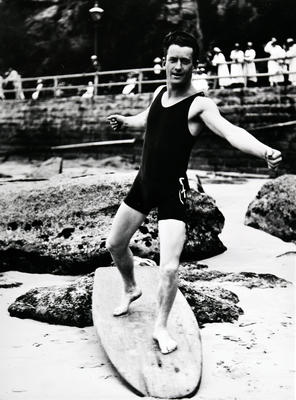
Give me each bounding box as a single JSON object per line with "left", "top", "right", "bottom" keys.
{"left": 0, "top": 86, "right": 295, "bottom": 173}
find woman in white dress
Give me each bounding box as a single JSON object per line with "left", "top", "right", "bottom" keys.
{"left": 286, "top": 38, "right": 296, "bottom": 85}
{"left": 230, "top": 43, "right": 245, "bottom": 86}
{"left": 32, "top": 79, "right": 43, "bottom": 100}
{"left": 264, "top": 38, "right": 286, "bottom": 86}
{"left": 82, "top": 81, "right": 95, "bottom": 99}
{"left": 244, "top": 42, "right": 257, "bottom": 86}
{"left": 212, "top": 47, "right": 231, "bottom": 88}
{"left": 122, "top": 72, "right": 137, "bottom": 95}
{"left": 0, "top": 74, "right": 5, "bottom": 100}
{"left": 4, "top": 68, "right": 25, "bottom": 100}
{"left": 192, "top": 65, "right": 209, "bottom": 92}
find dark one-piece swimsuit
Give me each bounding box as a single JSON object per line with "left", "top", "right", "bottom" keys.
{"left": 124, "top": 86, "right": 204, "bottom": 222}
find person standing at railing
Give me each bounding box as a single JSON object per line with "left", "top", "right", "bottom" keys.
{"left": 230, "top": 43, "right": 245, "bottom": 88}
{"left": 4, "top": 68, "right": 25, "bottom": 100}
{"left": 264, "top": 38, "right": 286, "bottom": 86}
{"left": 212, "top": 47, "right": 231, "bottom": 88}
{"left": 122, "top": 72, "right": 137, "bottom": 96}
{"left": 244, "top": 42, "right": 257, "bottom": 87}
{"left": 32, "top": 79, "right": 43, "bottom": 100}
{"left": 285, "top": 38, "right": 296, "bottom": 86}
{"left": 205, "top": 48, "right": 217, "bottom": 89}
{"left": 81, "top": 81, "right": 95, "bottom": 99}
{"left": 192, "top": 64, "right": 209, "bottom": 92}
{"left": 0, "top": 73, "right": 5, "bottom": 100}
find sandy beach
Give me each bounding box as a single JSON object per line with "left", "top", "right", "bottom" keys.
{"left": 0, "top": 162, "right": 295, "bottom": 400}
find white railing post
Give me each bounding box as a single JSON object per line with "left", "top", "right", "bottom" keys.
{"left": 94, "top": 72, "right": 99, "bottom": 96}
{"left": 53, "top": 77, "right": 58, "bottom": 97}
{"left": 138, "top": 71, "right": 143, "bottom": 93}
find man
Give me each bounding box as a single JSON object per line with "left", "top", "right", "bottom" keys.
{"left": 107, "top": 31, "right": 282, "bottom": 355}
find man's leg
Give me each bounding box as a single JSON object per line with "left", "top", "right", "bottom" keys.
{"left": 153, "top": 219, "right": 186, "bottom": 354}
{"left": 106, "top": 202, "right": 146, "bottom": 316}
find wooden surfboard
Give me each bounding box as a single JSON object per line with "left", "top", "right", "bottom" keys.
{"left": 92, "top": 265, "right": 202, "bottom": 399}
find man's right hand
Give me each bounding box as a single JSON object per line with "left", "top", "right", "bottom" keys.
{"left": 107, "top": 115, "right": 125, "bottom": 131}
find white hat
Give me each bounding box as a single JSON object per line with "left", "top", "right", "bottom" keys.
{"left": 287, "top": 38, "right": 294, "bottom": 43}
{"left": 213, "top": 47, "right": 221, "bottom": 52}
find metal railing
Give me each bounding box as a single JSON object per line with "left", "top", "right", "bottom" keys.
{"left": 1, "top": 55, "right": 295, "bottom": 100}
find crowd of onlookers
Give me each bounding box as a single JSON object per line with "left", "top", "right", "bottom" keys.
{"left": 1, "top": 37, "right": 295, "bottom": 100}
{"left": 196, "top": 37, "right": 296, "bottom": 90}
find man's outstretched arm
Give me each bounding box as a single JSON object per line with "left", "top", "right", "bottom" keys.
{"left": 107, "top": 86, "right": 164, "bottom": 132}
{"left": 198, "top": 97, "right": 282, "bottom": 169}
{"left": 107, "top": 109, "right": 149, "bottom": 131}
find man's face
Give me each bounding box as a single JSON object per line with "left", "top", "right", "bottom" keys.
{"left": 165, "top": 44, "right": 194, "bottom": 87}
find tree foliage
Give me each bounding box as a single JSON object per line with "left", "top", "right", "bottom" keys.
{"left": 0, "top": 0, "right": 295, "bottom": 76}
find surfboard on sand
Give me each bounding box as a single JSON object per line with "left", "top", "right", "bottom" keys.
{"left": 92, "top": 265, "right": 202, "bottom": 399}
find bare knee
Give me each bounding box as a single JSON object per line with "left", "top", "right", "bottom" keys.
{"left": 105, "top": 237, "right": 119, "bottom": 254}
{"left": 160, "top": 261, "right": 179, "bottom": 281}
{"left": 106, "top": 237, "right": 128, "bottom": 257}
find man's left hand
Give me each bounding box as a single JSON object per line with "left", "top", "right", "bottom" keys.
{"left": 265, "top": 149, "right": 282, "bottom": 169}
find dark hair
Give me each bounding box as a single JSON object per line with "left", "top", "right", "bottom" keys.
{"left": 163, "top": 31, "right": 199, "bottom": 66}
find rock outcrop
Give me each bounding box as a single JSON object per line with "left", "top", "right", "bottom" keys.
{"left": 0, "top": 274, "right": 22, "bottom": 289}
{"left": 0, "top": 172, "right": 226, "bottom": 274}
{"left": 178, "top": 262, "right": 291, "bottom": 289}
{"left": 8, "top": 262, "right": 290, "bottom": 327}
{"left": 245, "top": 175, "right": 296, "bottom": 242}
{"left": 9, "top": 274, "right": 93, "bottom": 327}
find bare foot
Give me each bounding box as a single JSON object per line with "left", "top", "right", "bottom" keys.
{"left": 152, "top": 327, "right": 177, "bottom": 354}
{"left": 113, "top": 287, "right": 142, "bottom": 316}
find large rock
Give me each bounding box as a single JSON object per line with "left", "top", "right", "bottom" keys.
{"left": 7, "top": 264, "right": 240, "bottom": 327}
{"left": 245, "top": 175, "right": 296, "bottom": 242}
{"left": 0, "top": 172, "right": 226, "bottom": 274}
{"left": 0, "top": 274, "right": 22, "bottom": 289}
{"left": 9, "top": 274, "right": 93, "bottom": 327}
{"left": 178, "top": 263, "right": 291, "bottom": 289}
{"left": 8, "top": 263, "right": 290, "bottom": 327}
